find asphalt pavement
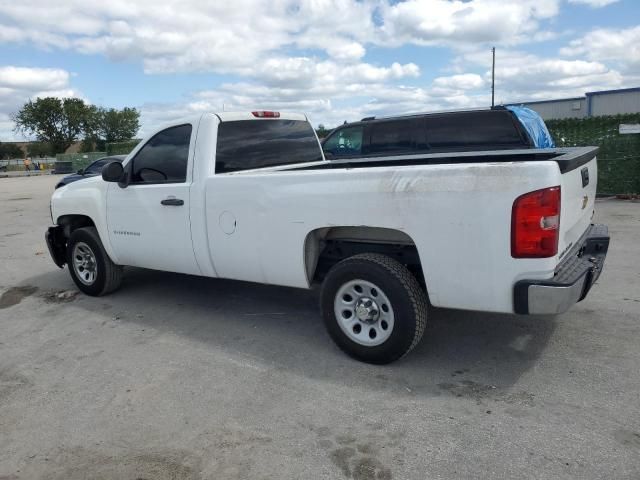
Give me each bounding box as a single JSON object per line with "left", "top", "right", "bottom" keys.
{"left": 1, "top": 175, "right": 639, "bottom": 479}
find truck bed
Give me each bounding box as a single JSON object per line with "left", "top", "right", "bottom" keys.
{"left": 285, "top": 147, "right": 598, "bottom": 175}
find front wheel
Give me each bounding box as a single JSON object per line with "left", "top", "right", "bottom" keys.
{"left": 66, "top": 227, "right": 123, "bottom": 296}
{"left": 320, "top": 253, "right": 428, "bottom": 364}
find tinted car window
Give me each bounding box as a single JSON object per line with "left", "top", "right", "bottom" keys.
{"left": 216, "top": 120, "right": 322, "bottom": 173}
{"left": 368, "top": 120, "right": 418, "bottom": 154}
{"left": 131, "top": 124, "right": 192, "bottom": 183}
{"left": 85, "top": 159, "right": 109, "bottom": 174}
{"left": 426, "top": 111, "right": 523, "bottom": 149}
{"left": 323, "top": 126, "right": 364, "bottom": 156}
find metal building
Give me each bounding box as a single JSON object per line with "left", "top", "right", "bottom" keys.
{"left": 506, "top": 87, "right": 640, "bottom": 120}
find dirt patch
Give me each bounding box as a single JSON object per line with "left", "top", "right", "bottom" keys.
{"left": 438, "top": 380, "right": 535, "bottom": 406}
{"left": 40, "top": 448, "right": 201, "bottom": 480}
{"left": 0, "top": 286, "right": 38, "bottom": 309}
{"left": 313, "top": 427, "right": 393, "bottom": 480}
{"left": 613, "top": 429, "right": 640, "bottom": 449}
{"left": 0, "top": 369, "right": 33, "bottom": 402}
{"left": 41, "top": 290, "right": 79, "bottom": 304}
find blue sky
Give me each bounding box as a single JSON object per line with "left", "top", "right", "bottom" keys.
{"left": 1, "top": 0, "right": 638, "bottom": 140}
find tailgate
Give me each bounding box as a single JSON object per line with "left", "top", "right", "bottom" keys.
{"left": 557, "top": 149, "right": 598, "bottom": 261}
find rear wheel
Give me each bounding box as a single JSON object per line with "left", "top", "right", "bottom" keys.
{"left": 320, "top": 253, "right": 428, "bottom": 364}
{"left": 66, "top": 227, "right": 123, "bottom": 296}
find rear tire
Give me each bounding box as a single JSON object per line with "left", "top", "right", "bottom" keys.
{"left": 320, "top": 253, "right": 428, "bottom": 364}
{"left": 66, "top": 227, "right": 123, "bottom": 296}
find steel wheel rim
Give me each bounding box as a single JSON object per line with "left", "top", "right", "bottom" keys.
{"left": 334, "top": 279, "right": 395, "bottom": 346}
{"left": 72, "top": 241, "right": 98, "bottom": 285}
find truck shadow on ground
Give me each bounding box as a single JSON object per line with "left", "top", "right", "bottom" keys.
{"left": 23, "top": 266, "right": 557, "bottom": 398}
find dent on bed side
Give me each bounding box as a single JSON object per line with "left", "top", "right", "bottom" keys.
{"left": 377, "top": 164, "right": 543, "bottom": 195}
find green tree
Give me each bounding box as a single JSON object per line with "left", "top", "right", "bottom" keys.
{"left": 12, "top": 98, "right": 140, "bottom": 155}
{"left": 26, "top": 142, "right": 52, "bottom": 158}
{"left": 316, "top": 124, "right": 330, "bottom": 138}
{"left": 80, "top": 104, "right": 104, "bottom": 152}
{"left": 0, "top": 142, "right": 24, "bottom": 159}
{"left": 100, "top": 107, "right": 140, "bottom": 143}
{"left": 12, "top": 97, "right": 91, "bottom": 154}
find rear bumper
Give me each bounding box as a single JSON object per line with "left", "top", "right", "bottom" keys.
{"left": 45, "top": 226, "right": 66, "bottom": 268}
{"left": 514, "top": 224, "right": 610, "bottom": 315}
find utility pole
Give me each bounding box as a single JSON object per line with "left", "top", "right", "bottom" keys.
{"left": 491, "top": 47, "right": 496, "bottom": 107}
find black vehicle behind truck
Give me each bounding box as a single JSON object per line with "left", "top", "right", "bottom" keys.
{"left": 322, "top": 107, "right": 539, "bottom": 159}
{"left": 55, "top": 155, "right": 126, "bottom": 189}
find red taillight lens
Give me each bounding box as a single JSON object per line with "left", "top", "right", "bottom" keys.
{"left": 252, "top": 111, "right": 280, "bottom": 118}
{"left": 511, "top": 186, "right": 561, "bottom": 258}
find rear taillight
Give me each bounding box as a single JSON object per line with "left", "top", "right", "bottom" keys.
{"left": 511, "top": 186, "right": 561, "bottom": 258}
{"left": 252, "top": 111, "right": 280, "bottom": 118}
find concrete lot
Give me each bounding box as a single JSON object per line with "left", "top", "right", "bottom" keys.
{"left": 1, "top": 175, "right": 639, "bottom": 479}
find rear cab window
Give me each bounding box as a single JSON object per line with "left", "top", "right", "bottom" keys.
{"left": 215, "top": 119, "right": 322, "bottom": 173}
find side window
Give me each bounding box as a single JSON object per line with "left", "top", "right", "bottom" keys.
{"left": 130, "top": 124, "right": 192, "bottom": 184}
{"left": 322, "top": 126, "right": 363, "bottom": 156}
{"left": 425, "top": 112, "right": 524, "bottom": 150}
{"left": 368, "top": 121, "right": 417, "bottom": 154}
{"left": 85, "top": 159, "right": 108, "bottom": 174}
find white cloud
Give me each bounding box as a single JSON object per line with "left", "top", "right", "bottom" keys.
{"left": 0, "top": 0, "right": 377, "bottom": 73}
{"left": 567, "top": 0, "right": 620, "bottom": 7}
{"left": 0, "top": 66, "right": 70, "bottom": 91}
{"left": 560, "top": 26, "right": 640, "bottom": 73}
{"left": 449, "top": 48, "right": 626, "bottom": 103}
{"left": 0, "top": 66, "right": 83, "bottom": 140}
{"left": 379, "top": 0, "right": 560, "bottom": 47}
{"left": 0, "top": 1, "right": 635, "bottom": 137}
{"left": 433, "top": 73, "right": 485, "bottom": 91}
{"left": 0, "top": 0, "right": 564, "bottom": 75}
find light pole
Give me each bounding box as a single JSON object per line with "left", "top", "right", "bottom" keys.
{"left": 491, "top": 47, "right": 496, "bottom": 108}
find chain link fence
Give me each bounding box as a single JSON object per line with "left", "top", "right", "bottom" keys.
{"left": 0, "top": 157, "right": 56, "bottom": 172}
{"left": 546, "top": 114, "right": 640, "bottom": 195}
{"left": 55, "top": 152, "right": 108, "bottom": 171}
{"left": 106, "top": 140, "right": 140, "bottom": 156}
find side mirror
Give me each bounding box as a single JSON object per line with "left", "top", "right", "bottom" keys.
{"left": 77, "top": 169, "right": 84, "bottom": 175}
{"left": 102, "top": 161, "right": 124, "bottom": 183}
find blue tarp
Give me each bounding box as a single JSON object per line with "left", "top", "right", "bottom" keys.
{"left": 506, "top": 105, "right": 556, "bottom": 148}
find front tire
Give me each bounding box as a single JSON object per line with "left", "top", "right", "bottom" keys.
{"left": 320, "top": 253, "right": 428, "bottom": 364}
{"left": 66, "top": 227, "right": 123, "bottom": 296}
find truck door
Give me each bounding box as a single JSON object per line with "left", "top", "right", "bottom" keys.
{"left": 106, "top": 123, "right": 200, "bottom": 275}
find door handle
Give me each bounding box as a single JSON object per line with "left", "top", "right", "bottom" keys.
{"left": 161, "top": 198, "right": 184, "bottom": 206}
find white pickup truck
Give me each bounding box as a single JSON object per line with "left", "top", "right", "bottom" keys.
{"left": 46, "top": 111, "right": 610, "bottom": 364}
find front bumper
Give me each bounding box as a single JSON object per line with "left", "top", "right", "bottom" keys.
{"left": 45, "top": 225, "right": 67, "bottom": 268}
{"left": 514, "top": 224, "right": 610, "bottom": 315}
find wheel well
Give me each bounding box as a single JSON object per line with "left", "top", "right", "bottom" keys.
{"left": 56, "top": 215, "right": 96, "bottom": 238}
{"left": 305, "top": 226, "right": 426, "bottom": 288}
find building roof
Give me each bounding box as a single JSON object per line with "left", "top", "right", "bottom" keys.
{"left": 585, "top": 86, "right": 640, "bottom": 96}
{"left": 506, "top": 86, "right": 640, "bottom": 107}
